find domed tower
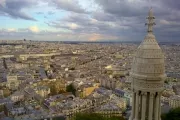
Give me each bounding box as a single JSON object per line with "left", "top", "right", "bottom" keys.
{"left": 129, "top": 9, "right": 166, "bottom": 120}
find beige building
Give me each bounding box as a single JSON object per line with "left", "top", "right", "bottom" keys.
{"left": 35, "top": 86, "right": 50, "bottom": 98}
{"left": 0, "top": 90, "right": 4, "bottom": 98}
{"left": 81, "top": 83, "right": 99, "bottom": 98}
{"left": 105, "top": 64, "right": 127, "bottom": 77}
{"left": 100, "top": 78, "right": 117, "bottom": 90}
{"left": 10, "top": 91, "right": 24, "bottom": 102}
{"left": 169, "top": 95, "right": 180, "bottom": 108}
{"left": 129, "top": 9, "right": 166, "bottom": 120}
{"left": 117, "top": 98, "right": 127, "bottom": 110}
{"left": 6, "top": 74, "right": 20, "bottom": 90}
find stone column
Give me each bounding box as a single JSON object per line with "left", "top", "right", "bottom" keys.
{"left": 139, "top": 94, "right": 142, "bottom": 117}
{"left": 154, "top": 93, "right": 160, "bottom": 120}
{"left": 135, "top": 91, "right": 140, "bottom": 120}
{"left": 130, "top": 92, "right": 136, "bottom": 120}
{"left": 141, "top": 92, "right": 147, "bottom": 120}
{"left": 148, "top": 92, "right": 154, "bottom": 120}
{"left": 159, "top": 93, "right": 162, "bottom": 120}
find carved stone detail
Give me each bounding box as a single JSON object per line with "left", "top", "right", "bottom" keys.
{"left": 141, "top": 92, "right": 147, "bottom": 96}
{"left": 133, "top": 80, "right": 164, "bottom": 89}
{"left": 150, "top": 92, "right": 155, "bottom": 98}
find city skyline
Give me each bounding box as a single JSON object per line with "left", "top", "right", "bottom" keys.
{"left": 0, "top": 0, "right": 180, "bottom": 42}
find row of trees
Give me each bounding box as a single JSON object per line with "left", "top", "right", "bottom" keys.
{"left": 49, "top": 81, "right": 76, "bottom": 96}
{"left": 66, "top": 83, "right": 76, "bottom": 96}
{"left": 73, "top": 113, "right": 125, "bottom": 120}
{"left": 161, "top": 107, "right": 180, "bottom": 120}
{"left": 49, "top": 80, "right": 66, "bottom": 96}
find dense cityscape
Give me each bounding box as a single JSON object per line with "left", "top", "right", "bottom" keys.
{"left": 0, "top": 39, "right": 179, "bottom": 120}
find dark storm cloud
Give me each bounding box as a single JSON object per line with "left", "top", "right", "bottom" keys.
{"left": 47, "top": 0, "right": 87, "bottom": 14}
{"left": 94, "top": 0, "right": 180, "bottom": 24}
{"left": 161, "top": 0, "right": 180, "bottom": 10}
{"left": 62, "top": 13, "right": 90, "bottom": 25}
{"left": 5, "top": 0, "right": 33, "bottom": 10}
{"left": 0, "top": 0, "right": 37, "bottom": 21}
{"left": 95, "top": 0, "right": 146, "bottom": 17}
{"left": 95, "top": 0, "right": 180, "bottom": 23}
{"left": 92, "top": 0, "right": 180, "bottom": 41}
{"left": 92, "top": 11, "right": 117, "bottom": 21}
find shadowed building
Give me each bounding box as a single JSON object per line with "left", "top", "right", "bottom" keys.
{"left": 129, "top": 9, "right": 166, "bottom": 120}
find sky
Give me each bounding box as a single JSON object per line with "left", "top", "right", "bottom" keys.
{"left": 0, "top": 0, "right": 180, "bottom": 42}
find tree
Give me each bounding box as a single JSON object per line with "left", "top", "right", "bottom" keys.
{"left": 69, "top": 67, "right": 75, "bottom": 70}
{"left": 50, "top": 84, "right": 57, "bottom": 96}
{"left": 52, "top": 116, "right": 66, "bottom": 120}
{"left": 74, "top": 113, "right": 125, "bottom": 120}
{"left": 66, "top": 83, "right": 76, "bottom": 96}
{"left": 49, "top": 81, "right": 66, "bottom": 95}
{"left": 0, "top": 105, "right": 4, "bottom": 112}
{"left": 164, "top": 80, "right": 169, "bottom": 84}
{"left": 161, "top": 107, "right": 180, "bottom": 120}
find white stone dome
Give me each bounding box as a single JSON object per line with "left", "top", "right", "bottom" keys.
{"left": 130, "top": 10, "right": 166, "bottom": 92}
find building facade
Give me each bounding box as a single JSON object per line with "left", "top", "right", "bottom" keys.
{"left": 6, "top": 74, "right": 20, "bottom": 90}
{"left": 129, "top": 9, "right": 166, "bottom": 120}
{"left": 169, "top": 95, "right": 180, "bottom": 108}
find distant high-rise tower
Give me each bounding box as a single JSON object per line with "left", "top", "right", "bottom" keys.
{"left": 129, "top": 9, "right": 166, "bottom": 120}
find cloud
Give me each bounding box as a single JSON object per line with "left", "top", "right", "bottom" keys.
{"left": 95, "top": 0, "right": 146, "bottom": 17}
{"left": 0, "top": 0, "right": 37, "bottom": 21}
{"left": 0, "top": 27, "right": 119, "bottom": 41}
{"left": 47, "top": 16, "right": 83, "bottom": 30}
{"left": 47, "top": 0, "right": 87, "bottom": 13}
{"left": 36, "top": 12, "right": 44, "bottom": 14}
{"left": 159, "top": 19, "right": 180, "bottom": 26}
{"left": 0, "top": 28, "right": 63, "bottom": 40}
{"left": 1, "top": 0, "right": 180, "bottom": 41}
{"left": 88, "top": 33, "right": 118, "bottom": 41}
{"left": 0, "top": 0, "right": 6, "bottom": 7}
{"left": 0, "top": 28, "right": 32, "bottom": 38}
{"left": 47, "top": 11, "right": 55, "bottom": 15}
{"left": 92, "top": 11, "right": 117, "bottom": 22}
{"left": 90, "top": 0, "right": 180, "bottom": 41}
{"left": 161, "top": 0, "right": 180, "bottom": 11}
{"left": 56, "top": 32, "right": 119, "bottom": 41}
{"left": 68, "top": 23, "right": 80, "bottom": 29}
{"left": 29, "top": 26, "right": 39, "bottom": 33}
{"left": 46, "top": 12, "right": 131, "bottom": 40}
{"left": 7, "top": 28, "right": 16, "bottom": 32}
